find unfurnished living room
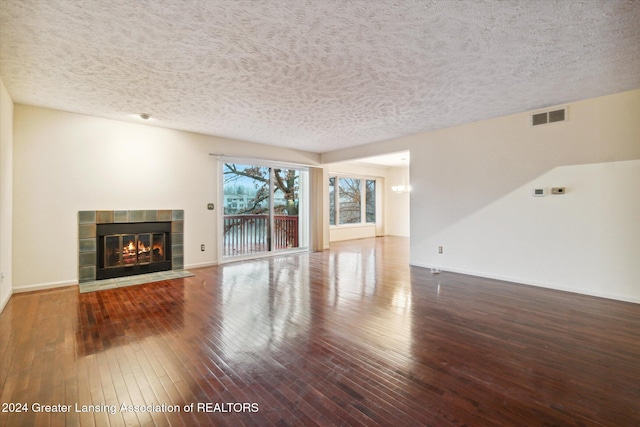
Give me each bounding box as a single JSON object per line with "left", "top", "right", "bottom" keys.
{"left": 1, "top": 1, "right": 639, "bottom": 426}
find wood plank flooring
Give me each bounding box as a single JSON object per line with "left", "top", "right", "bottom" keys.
{"left": 1, "top": 236, "right": 639, "bottom": 426}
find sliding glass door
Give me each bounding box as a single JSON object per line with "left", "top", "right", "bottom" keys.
{"left": 222, "top": 161, "right": 307, "bottom": 258}
{"left": 273, "top": 168, "right": 301, "bottom": 250}
{"left": 222, "top": 163, "right": 270, "bottom": 256}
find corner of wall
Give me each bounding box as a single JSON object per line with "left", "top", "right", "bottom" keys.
{"left": 0, "top": 287, "right": 11, "bottom": 313}
{"left": 408, "top": 90, "right": 640, "bottom": 303}
{"left": 0, "top": 77, "right": 14, "bottom": 313}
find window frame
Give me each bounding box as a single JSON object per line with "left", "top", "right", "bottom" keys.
{"left": 329, "top": 174, "right": 377, "bottom": 227}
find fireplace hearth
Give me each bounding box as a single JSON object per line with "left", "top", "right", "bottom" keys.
{"left": 78, "top": 210, "right": 184, "bottom": 283}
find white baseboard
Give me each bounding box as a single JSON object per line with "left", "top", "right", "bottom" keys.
{"left": 185, "top": 261, "right": 219, "bottom": 269}
{"left": 12, "top": 280, "right": 78, "bottom": 294}
{"left": 409, "top": 261, "right": 640, "bottom": 305}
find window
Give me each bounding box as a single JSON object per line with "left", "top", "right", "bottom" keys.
{"left": 329, "top": 175, "right": 377, "bottom": 225}
{"left": 329, "top": 177, "right": 336, "bottom": 225}
{"left": 339, "top": 178, "right": 361, "bottom": 224}
{"left": 366, "top": 179, "right": 375, "bottom": 223}
{"left": 222, "top": 162, "right": 308, "bottom": 257}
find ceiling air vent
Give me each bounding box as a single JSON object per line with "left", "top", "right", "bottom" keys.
{"left": 532, "top": 112, "right": 548, "bottom": 126}
{"left": 548, "top": 109, "right": 565, "bottom": 123}
{"left": 531, "top": 107, "right": 567, "bottom": 126}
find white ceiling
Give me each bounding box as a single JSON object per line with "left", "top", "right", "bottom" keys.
{"left": 1, "top": 0, "right": 639, "bottom": 154}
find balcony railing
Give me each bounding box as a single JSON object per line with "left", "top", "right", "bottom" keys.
{"left": 223, "top": 214, "right": 299, "bottom": 257}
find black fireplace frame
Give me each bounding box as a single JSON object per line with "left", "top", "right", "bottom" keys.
{"left": 96, "top": 222, "right": 172, "bottom": 280}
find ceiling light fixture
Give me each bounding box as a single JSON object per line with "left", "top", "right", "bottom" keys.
{"left": 392, "top": 158, "right": 411, "bottom": 194}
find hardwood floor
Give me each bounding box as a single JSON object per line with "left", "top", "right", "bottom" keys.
{"left": 1, "top": 236, "right": 639, "bottom": 426}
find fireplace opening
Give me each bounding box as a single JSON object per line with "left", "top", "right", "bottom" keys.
{"left": 104, "top": 233, "right": 166, "bottom": 267}
{"left": 97, "top": 222, "right": 172, "bottom": 280}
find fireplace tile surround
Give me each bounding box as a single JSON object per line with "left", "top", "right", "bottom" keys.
{"left": 78, "top": 210, "right": 184, "bottom": 285}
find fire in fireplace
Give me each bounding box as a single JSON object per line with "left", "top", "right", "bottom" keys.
{"left": 104, "top": 233, "right": 166, "bottom": 267}
{"left": 97, "top": 222, "right": 172, "bottom": 280}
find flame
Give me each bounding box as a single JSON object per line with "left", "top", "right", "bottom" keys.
{"left": 152, "top": 243, "right": 163, "bottom": 256}
{"left": 107, "top": 235, "right": 165, "bottom": 267}
{"left": 137, "top": 240, "right": 149, "bottom": 253}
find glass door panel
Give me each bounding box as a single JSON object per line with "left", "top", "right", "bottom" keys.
{"left": 137, "top": 234, "right": 151, "bottom": 264}
{"left": 273, "top": 168, "right": 300, "bottom": 249}
{"left": 222, "top": 161, "right": 308, "bottom": 259}
{"left": 122, "top": 234, "right": 136, "bottom": 265}
{"left": 223, "top": 163, "right": 270, "bottom": 257}
{"left": 152, "top": 234, "right": 165, "bottom": 262}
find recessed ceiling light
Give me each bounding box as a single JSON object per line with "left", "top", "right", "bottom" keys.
{"left": 139, "top": 113, "right": 151, "bottom": 120}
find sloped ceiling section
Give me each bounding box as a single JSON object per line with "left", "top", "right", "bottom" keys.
{"left": 1, "top": 0, "right": 639, "bottom": 153}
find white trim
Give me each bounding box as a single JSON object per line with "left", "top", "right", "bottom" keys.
{"left": 329, "top": 172, "right": 382, "bottom": 180}
{"left": 409, "top": 261, "right": 640, "bottom": 305}
{"left": 12, "top": 280, "right": 78, "bottom": 293}
{"left": 0, "top": 289, "right": 11, "bottom": 313}
{"left": 211, "top": 154, "right": 312, "bottom": 170}
{"left": 330, "top": 223, "right": 376, "bottom": 229}
{"left": 185, "top": 261, "right": 219, "bottom": 269}
{"left": 217, "top": 159, "right": 224, "bottom": 264}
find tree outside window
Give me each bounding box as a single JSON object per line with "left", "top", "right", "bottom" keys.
{"left": 329, "top": 175, "right": 376, "bottom": 225}
{"left": 366, "top": 179, "right": 375, "bottom": 223}
{"left": 329, "top": 177, "right": 336, "bottom": 225}
{"left": 223, "top": 164, "right": 298, "bottom": 215}
{"left": 339, "top": 178, "right": 361, "bottom": 224}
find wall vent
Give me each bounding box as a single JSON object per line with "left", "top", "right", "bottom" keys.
{"left": 531, "top": 107, "right": 567, "bottom": 126}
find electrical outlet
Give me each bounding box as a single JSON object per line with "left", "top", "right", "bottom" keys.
{"left": 201, "top": 244, "right": 205, "bottom": 251}
{"left": 438, "top": 246, "right": 443, "bottom": 254}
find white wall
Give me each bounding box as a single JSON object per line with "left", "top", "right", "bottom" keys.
{"left": 0, "top": 78, "right": 13, "bottom": 311}
{"left": 421, "top": 160, "right": 640, "bottom": 302}
{"left": 384, "top": 166, "right": 410, "bottom": 237}
{"left": 323, "top": 89, "right": 640, "bottom": 303}
{"left": 12, "top": 105, "right": 320, "bottom": 292}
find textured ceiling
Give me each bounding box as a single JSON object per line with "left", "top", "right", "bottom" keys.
{"left": 1, "top": 1, "right": 639, "bottom": 153}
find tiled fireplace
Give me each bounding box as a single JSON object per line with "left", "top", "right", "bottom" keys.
{"left": 78, "top": 210, "right": 184, "bottom": 283}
